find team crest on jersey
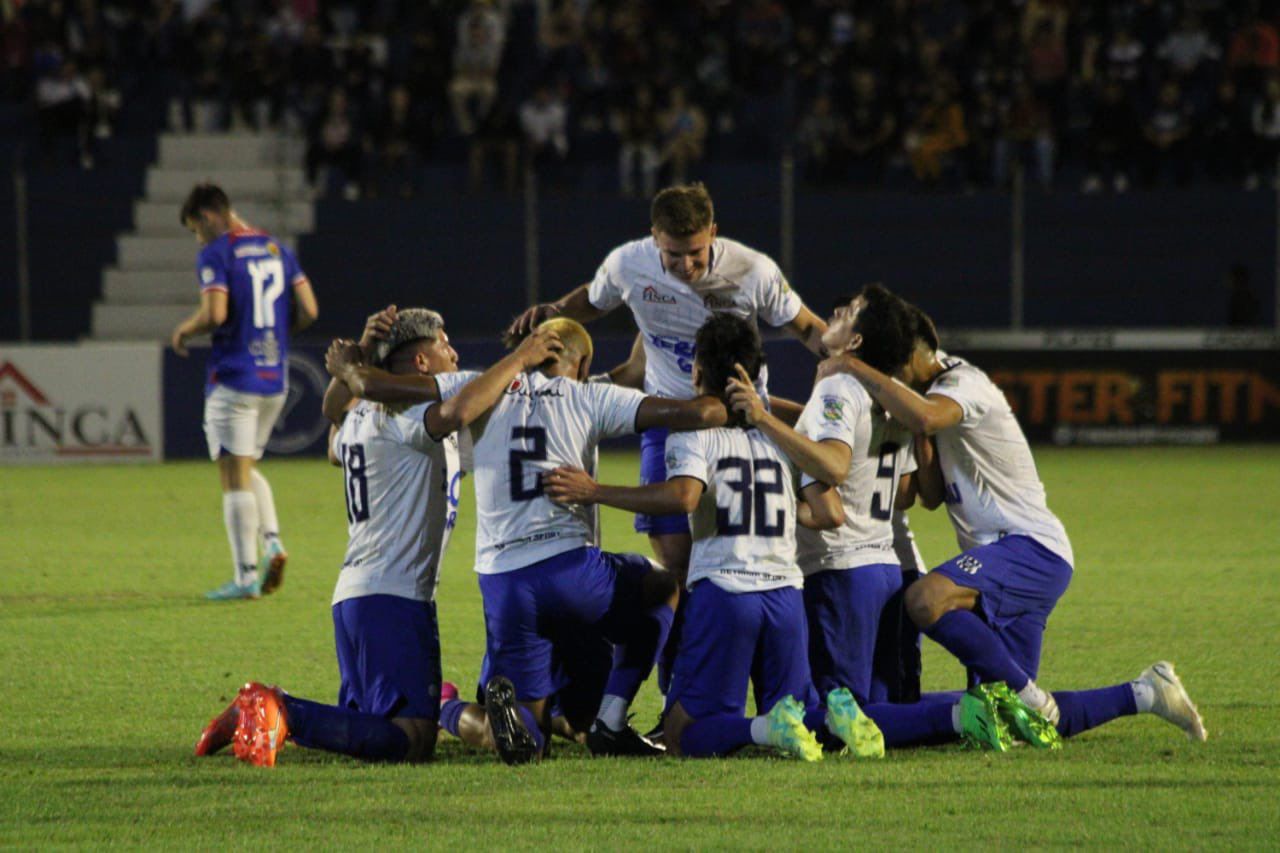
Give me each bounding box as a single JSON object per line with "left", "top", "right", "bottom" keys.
{"left": 507, "top": 378, "right": 523, "bottom": 393}
{"left": 267, "top": 242, "right": 280, "bottom": 257}
{"left": 665, "top": 449, "right": 680, "bottom": 469}
{"left": 642, "top": 285, "right": 676, "bottom": 304}
{"left": 200, "top": 266, "right": 216, "bottom": 284}
{"left": 821, "top": 396, "right": 844, "bottom": 422}
{"left": 702, "top": 293, "right": 735, "bottom": 310}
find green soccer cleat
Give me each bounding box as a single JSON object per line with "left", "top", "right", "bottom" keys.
{"left": 959, "top": 686, "right": 1013, "bottom": 752}
{"left": 824, "top": 688, "right": 885, "bottom": 758}
{"left": 205, "top": 580, "right": 261, "bottom": 601}
{"left": 983, "top": 682, "right": 1062, "bottom": 750}
{"left": 764, "top": 696, "right": 824, "bottom": 762}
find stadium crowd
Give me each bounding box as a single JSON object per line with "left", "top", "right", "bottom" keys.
{"left": 5, "top": 0, "right": 1280, "bottom": 192}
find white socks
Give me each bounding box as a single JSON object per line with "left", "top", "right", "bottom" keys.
{"left": 596, "top": 694, "right": 630, "bottom": 731}
{"left": 951, "top": 704, "right": 963, "bottom": 734}
{"left": 249, "top": 468, "right": 280, "bottom": 539}
{"left": 749, "top": 716, "right": 770, "bottom": 745}
{"left": 1131, "top": 680, "right": 1156, "bottom": 713}
{"left": 1018, "top": 681, "right": 1050, "bottom": 711}
{"left": 223, "top": 490, "right": 259, "bottom": 586}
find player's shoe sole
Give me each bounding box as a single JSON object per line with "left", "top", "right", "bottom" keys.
{"left": 205, "top": 580, "right": 260, "bottom": 601}
{"left": 764, "top": 696, "right": 823, "bottom": 762}
{"left": 983, "top": 683, "right": 1062, "bottom": 750}
{"left": 959, "top": 686, "right": 1013, "bottom": 752}
{"left": 1141, "top": 661, "right": 1207, "bottom": 742}
{"left": 194, "top": 698, "right": 240, "bottom": 757}
{"left": 483, "top": 676, "right": 540, "bottom": 766}
{"left": 232, "top": 682, "right": 289, "bottom": 767}
{"left": 258, "top": 540, "right": 287, "bottom": 596}
{"left": 586, "top": 719, "right": 665, "bottom": 757}
{"left": 824, "top": 688, "right": 885, "bottom": 758}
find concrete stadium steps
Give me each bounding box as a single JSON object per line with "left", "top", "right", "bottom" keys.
{"left": 92, "top": 131, "right": 314, "bottom": 341}
{"left": 144, "top": 167, "right": 307, "bottom": 203}
{"left": 92, "top": 303, "right": 193, "bottom": 340}
{"left": 132, "top": 200, "right": 314, "bottom": 237}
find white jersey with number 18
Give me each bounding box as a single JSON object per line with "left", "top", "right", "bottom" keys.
{"left": 435, "top": 369, "right": 647, "bottom": 574}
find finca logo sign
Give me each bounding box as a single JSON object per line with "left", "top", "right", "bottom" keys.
{"left": 0, "top": 361, "right": 152, "bottom": 459}
{"left": 642, "top": 285, "right": 676, "bottom": 304}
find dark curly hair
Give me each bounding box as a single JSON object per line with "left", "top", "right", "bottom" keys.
{"left": 852, "top": 283, "right": 915, "bottom": 374}
{"left": 907, "top": 302, "right": 940, "bottom": 353}
{"left": 179, "top": 182, "right": 231, "bottom": 225}
{"left": 693, "top": 313, "right": 763, "bottom": 397}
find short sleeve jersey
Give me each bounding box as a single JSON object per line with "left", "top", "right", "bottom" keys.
{"left": 665, "top": 427, "right": 802, "bottom": 593}
{"left": 794, "top": 374, "right": 916, "bottom": 574}
{"left": 197, "top": 228, "right": 310, "bottom": 395}
{"left": 927, "top": 356, "right": 1074, "bottom": 565}
{"left": 587, "top": 237, "right": 802, "bottom": 399}
{"left": 435, "top": 369, "right": 646, "bottom": 573}
{"left": 330, "top": 399, "right": 463, "bottom": 605}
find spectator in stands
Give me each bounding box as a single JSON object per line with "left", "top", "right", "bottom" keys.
{"left": 1104, "top": 26, "right": 1146, "bottom": 88}
{"left": 617, "top": 85, "right": 661, "bottom": 198}
{"left": 35, "top": 56, "right": 90, "bottom": 168}
{"left": 845, "top": 68, "right": 896, "bottom": 186}
{"left": 449, "top": 0, "right": 505, "bottom": 136}
{"left": 1202, "top": 78, "right": 1249, "bottom": 184}
{"left": 1157, "top": 12, "right": 1221, "bottom": 90}
{"left": 191, "top": 26, "right": 230, "bottom": 131}
{"left": 659, "top": 85, "right": 707, "bottom": 184}
{"left": 290, "top": 20, "right": 334, "bottom": 131}
{"left": 1140, "top": 81, "right": 1194, "bottom": 187}
{"left": 84, "top": 64, "right": 118, "bottom": 143}
{"left": 994, "top": 81, "right": 1055, "bottom": 188}
{"left": 1026, "top": 19, "right": 1068, "bottom": 125}
{"left": 905, "top": 77, "right": 967, "bottom": 185}
{"left": 367, "top": 84, "right": 430, "bottom": 199}
{"left": 796, "top": 93, "right": 845, "bottom": 185}
{"left": 1082, "top": 79, "right": 1139, "bottom": 193}
{"left": 1247, "top": 74, "right": 1280, "bottom": 189}
{"left": 469, "top": 99, "right": 521, "bottom": 193}
{"left": 519, "top": 82, "right": 569, "bottom": 181}
{"left": 306, "top": 87, "right": 363, "bottom": 200}
{"left": 1227, "top": 9, "right": 1279, "bottom": 95}
{"left": 1226, "top": 263, "right": 1263, "bottom": 326}
{"left": 539, "top": 0, "right": 583, "bottom": 77}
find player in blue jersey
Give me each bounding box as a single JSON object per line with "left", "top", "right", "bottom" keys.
{"left": 820, "top": 290, "right": 1207, "bottom": 744}
{"left": 171, "top": 183, "right": 319, "bottom": 601}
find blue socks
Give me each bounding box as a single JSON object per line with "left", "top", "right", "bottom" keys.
{"left": 864, "top": 700, "right": 957, "bottom": 747}
{"left": 439, "top": 699, "right": 467, "bottom": 739}
{"left": 605, "top": 603, "right": 675, "bottom": 702}
{"left": 281, "top": 695, "right": 410, "bottom": 762}
{"left": 1053, "top": 685, "right": 1138, "bottom": 738}
{"left": 680, "top": 715, "right": 754, "bottom": 757}
{"left": 925, "top": 609, "right": 1030, "bottom": 691}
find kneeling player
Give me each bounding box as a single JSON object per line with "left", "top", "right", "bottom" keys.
{"left": 193, "top": 311, "right": 562, "bottom": 765}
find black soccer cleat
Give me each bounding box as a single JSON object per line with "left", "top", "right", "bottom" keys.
{"left": 483, "top": 676, "right": 540, "bottom": 766}
{"left": 586, "top": 719, "right": 666, "bottom": 757}
{"left": 642, "top": 712, "right": 666, "bottom": 742}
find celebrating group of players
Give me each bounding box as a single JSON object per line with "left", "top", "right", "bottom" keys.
{"left": 184, "top": 182, "right": 1207, "bottom": 768}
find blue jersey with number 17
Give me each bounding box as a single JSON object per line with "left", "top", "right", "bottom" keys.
{"left": 197, "top": 227, "right": 309, "bottom": 395}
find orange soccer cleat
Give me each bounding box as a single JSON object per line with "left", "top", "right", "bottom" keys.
{"left": 194, "top": 698, "right": 241, "bottom": 756}
{"left": 232, "top": 682, "right": 290, "bottom": 767}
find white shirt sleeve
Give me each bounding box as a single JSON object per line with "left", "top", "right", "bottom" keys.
{"left": 401, "top": 402, "right": 438, "bottom": 453}
{"left": 664, "top": 430, "right": 710, "bottom": 485}
{"left": 756, "top": 259, "right": 803, "bottom": 328}
{"left": 432, "top": 369, "right": 485, "bottom": 401}
{"left": 928, "top": 364, "right": 992, "bottom": 424}
{"left": 585, "top": 382, "right": 647, "bottom": 440}
{"left": 799, "top": 375, "right": 867, "bottom": 449}
{"left": 586, "top": 247, "right": 625, "bottom": 311}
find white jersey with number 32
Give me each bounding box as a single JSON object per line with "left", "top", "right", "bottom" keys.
{"left": 927, "top": 356, "right": 1074, "bottom": 565}
{"left": 331, "top": 399, "right": 463, "bottom": 605}
{"left": 436, "top": 369, "right": 646, "bottom": 574}
{"left": 665, "top": 427, "right": 801, "bottom": 593}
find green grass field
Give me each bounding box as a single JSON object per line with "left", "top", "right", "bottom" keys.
{"left": 2, "top": 447, "right": 1278, "bottom": 847}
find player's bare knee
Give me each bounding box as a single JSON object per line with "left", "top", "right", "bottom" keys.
{"left": 906, "top": 576, "right": 946, "bottom": 629}
{"left": 663, "top": 702, "right": 692, "bottom": 756}
{"left": 393, "top": 717, "right": 438, "bottom": 763}
{"left": 641, "top": 567, "right": 679, "bottom": 609}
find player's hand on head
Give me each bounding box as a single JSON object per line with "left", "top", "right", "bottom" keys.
{"left": 325, "top": 338, "right": 363, "bottom": 377}
{"left": 544, "top": 466, "right": 598, "bottom": 505}
{"left": 816, "top": 352, "right": 857, "bottom": 382}
{"left": 508, "top": 303, "right": 559, "bottom": 339}
{"left": 516, "top": 327, "right": 564, "bottom": 367}
{"left": 358, "top": 304, "right": 397, "bottom": 353}
{"left": 726, "top": 363, "right": 766, "bottom": 425}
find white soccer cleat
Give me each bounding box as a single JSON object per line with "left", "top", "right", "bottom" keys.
{"left": 1140, "top": 661, "right": 1207, "bottom": 742}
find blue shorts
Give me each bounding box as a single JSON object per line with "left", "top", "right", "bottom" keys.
{"left": 333, "top": 594, "right": 442, "bottom": 721}
{"left": 803, "top": 563, "right": 902, "bottom": 705}
{"left": 932, "top": 535, "right": 1073, "bottom": 681}
{"left": 875, "top": 568, "right": 922, "bottom": 703}
{"left": 669, "top": 581, "right": 819, "bottom": 720}
{"left": 634, "top": 428, "right": 691, "bottom": 536}
{"left": 478, "top": 546, "right": 654, "bottom": 702}
{"left": 476, "top": 622, "right": 612, "bottom": 733}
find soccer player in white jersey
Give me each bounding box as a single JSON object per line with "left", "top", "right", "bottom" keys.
{"left": 507, "top": 183, "right": 827, "bottom": 591}
{"left": 821, "top": 290, "right": 1208, "bottom": 744}
{"left": 194, "top": 310, "right": 562, "bottom": 766}
{"left": 171, "top": 183, "right": 319, "bottom": 600}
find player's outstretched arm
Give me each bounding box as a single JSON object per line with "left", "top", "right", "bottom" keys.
{"left": 545, "top": 467, "right": 703, "bottom": 516}
{"left": 766, "top": 395, "right": 805, "bottom": 427}
{"left": 291, "top": 279, "right": 320, "bottom": 332}
{"left": 782, "top": 305, "right": 829, "bottom": 358}
{"left": 425, "top": 328, "right": 563, "bottom": 436}
{"left": 169, "top": 290, "right": 228, "bottom": 356}
{"left": 726, "top": 365, "right": 851, "bottom": 486}
{"left": 798, "top": 481, "right": 845, "bottom": 530}
{"left": 506, "top": 284, "right": 608, "bottom": 341}
{"left": 634, "top": 394, "right": 729, "bottom": 432}
{"left": 818, "top": 354, "right": 963, "bottom": 435}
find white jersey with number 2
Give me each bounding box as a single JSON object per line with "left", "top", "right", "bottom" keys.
{"left": 927, "top": 356, "right": 1074, "bottom": 566}
{"left": 435, "top": 369, "right": 647, "bottom": 574}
